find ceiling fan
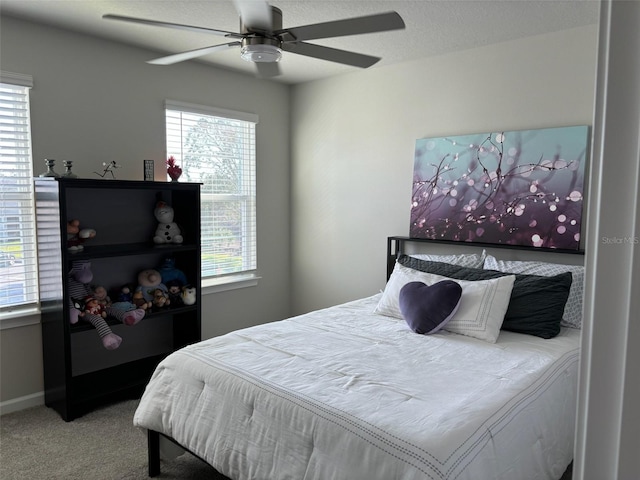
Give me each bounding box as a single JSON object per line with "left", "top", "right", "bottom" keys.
{"left": 103, "top": 0, "right": 405, "bottom": 77}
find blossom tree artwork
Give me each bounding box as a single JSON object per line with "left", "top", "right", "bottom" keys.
{"left": 410, "top": 126, "right": 589, "bottom": 250}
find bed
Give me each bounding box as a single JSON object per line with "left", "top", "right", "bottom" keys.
{"left": 134, "top": 237, "right": 584, "bottom": 480}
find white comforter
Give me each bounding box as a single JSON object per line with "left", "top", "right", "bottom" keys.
{"left": 134, "top": 295, "right": 580, "bottom": 480}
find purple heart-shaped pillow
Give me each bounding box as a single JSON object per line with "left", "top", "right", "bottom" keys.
{"left": 399, "top": 280, "right": 463, "bottom": 334}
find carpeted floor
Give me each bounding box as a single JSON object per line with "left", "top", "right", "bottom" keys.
{"left": 0, "top": 400, "right": 224, "bottom": 479}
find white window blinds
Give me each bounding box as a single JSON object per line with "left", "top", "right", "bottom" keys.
{"left": 0, "top": 72, "right": 39, "bottom": 312}
{"left": 165, "top": 100, "right": 258, "bottom": 279}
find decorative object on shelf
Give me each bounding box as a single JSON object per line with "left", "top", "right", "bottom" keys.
{"left": 410, "top": 125, "right": 589, "bottom": 250}
{"left": 66, "top": 219, "right": 96, "bottom": 252}
{"left": 153, "top": 201, "right": 183, "bottom": 244}
{"left": 68, "top": 261, "right": 122, "bottom": 350}
{"left": 152, "top": 288, "right": 171, "bottom": 309}
{"left": 40, "top": 158, "right": 61, "bottom": 177}
{"left": 61, "top": 160, "right": 78, "bottom": 178}
{"left": 132, "top": 289, "right": 152, "bottom": 310}
{"left": 116, "top": 284, "right": 134, "bottom": 303}
{"left": 166, "top": 156, "right": 182, "bottom": 182}
{"left": 144, "top": 159, "right": 154, "bottom": 181}
{"left": 166, "top": 280, "right": 184, "bottom": 306}
{"left": 158, "top": 257, "right": 188, "bottom": 286}
{"left": 67, "top": 261, "right": 146, "bottom": 350}
{"left": 136, "top": 268, "right": 171, "bottom": 310}
{"left": 94, "top": 160, "right": 120, "bottom": 179}
{"left": 159, "top": 257, "right": 188, "bottom": 307}
{"left": 181, "top": 285, "right": 197, "bottom": 305}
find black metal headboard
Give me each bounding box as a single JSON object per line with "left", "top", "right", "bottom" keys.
{"left": 386, "top": 236, "right": 585, "bottom": 280}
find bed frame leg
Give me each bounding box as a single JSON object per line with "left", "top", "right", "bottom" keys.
{"left": 148, "top": 430, "right": 161, "bottom": 477}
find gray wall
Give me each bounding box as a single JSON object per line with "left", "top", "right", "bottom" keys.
{"left": 290, "top": 25, "right": 598, "bottom": 314}
{"left": 575, "top": 1, "right": 640, "bottom": 478}
{"left": 0, "top": 16, "right": 291, "bottom": 404}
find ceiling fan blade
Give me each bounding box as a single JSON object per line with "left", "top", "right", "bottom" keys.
{"left": 281, "top": 42, "right": 380, "bottom": 68}
{"left": 276, "top": 11, "right": 404, "bottom": 42}
{"left": 103, "top": 14, "right": 242, "bottom": 38}
{"left": 147, "top": 42, "right": 241, "bottom": 65}
{"left": 232, "top": 0, "right": 272, "bottom": 31}
{"left": 255, "top": 61, "right": 281, "bottom": 78}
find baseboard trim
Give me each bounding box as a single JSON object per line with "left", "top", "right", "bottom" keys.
{"left": 0, "top": 391, "right": 45, "bottom": 416}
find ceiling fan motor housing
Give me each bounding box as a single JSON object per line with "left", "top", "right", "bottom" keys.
{"left": 241, "top": 36, "right": 282, "bottom": 62}
{"left": 240, "top": 6, "right": 283, "bottom": 63}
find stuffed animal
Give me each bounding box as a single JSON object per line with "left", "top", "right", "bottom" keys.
{"left": 68, "top": 261, "right": 145, "bottom": 350}
{"left": 152, "top": 202, "right": 183, "bottom": 244}
{"left": 110, "top": 300, "right": 142, "bottom": 315}
{"left": 68, "top": 261, "right": 121, "bottom": 350}
{"left": 152, "top": 288, "right": 170, "bottom": 309}
{"left": 83, "top": 295, "right": 107, "bottom": 318}
{"left": 116, "top": 284, "right": 134, "bottom": 303}
{"left": 181, "top": 285, "right": 197, "bottom": 306}
{"left": 132, "top": 289, "right": 152, "bottom": 310}
{"left": 92, "top": 285, "right": 111, "bottom": 308}
{"left": 157, "top": 257, "right": 187, "bottom": 286}
{"left": 166, "top": 279, "right": 184, "bottom": 307}
{"left": 136, "top": 268, "right": 170, "bottom": 303}
{"left": 67, "top": 219, "right": 96, "bottom": 252}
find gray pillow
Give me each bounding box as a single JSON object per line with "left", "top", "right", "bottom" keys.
{"left": 398, "top": 255, "right": 572, "bottom": 339}
{"left": 484, "top": 255, "right": 584, "bottom": 329}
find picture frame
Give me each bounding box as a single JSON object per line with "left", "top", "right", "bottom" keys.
{"left": 143, "top": 159, "right": 154, "bottom": 181}
{"left": 410, "top": 125, "right": 589, "bottom": 250}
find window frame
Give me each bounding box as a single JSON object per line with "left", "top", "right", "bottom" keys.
{"left": 164, "top": 100, "right": 260, "bottom": 292}
{"left": 0, "top": 71, "right": 40, "bottom": 329}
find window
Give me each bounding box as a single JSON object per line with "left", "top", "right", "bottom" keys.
{"left": 0, "top": 72, "right": 38, "bottom": 315}
{"left": 165, "top": 101, "right": 258, "bottom": 282}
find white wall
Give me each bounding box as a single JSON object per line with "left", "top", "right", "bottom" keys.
{"left": 0, "top": 16, "right": 291, "bottom": 405}
{"left": 290, "top": 25, "right": 598, "bottom": 314}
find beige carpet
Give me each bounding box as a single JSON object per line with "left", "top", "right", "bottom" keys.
{"left": 0, "top": 400, "right": 225, "bottom": 479}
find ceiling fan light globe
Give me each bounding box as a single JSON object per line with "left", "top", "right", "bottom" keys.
{"left": 240, "top": 44, "right": 282, "bottom": 63}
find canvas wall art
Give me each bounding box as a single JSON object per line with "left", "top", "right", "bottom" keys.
{"left": 410, "top": 126, "right": 589, "bottom": 250}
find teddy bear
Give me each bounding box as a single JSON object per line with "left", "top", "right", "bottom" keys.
{"left": 68, "top": 261, "right": 145, "bottom": 350}
{"left": 132, "top": 289, "right": 152, "bottom": 310}
{"left": 152, "top": 288, "right": 170, "bottom": 309}
{"left": 67, "top": 219, "right": 97, "bottom": 252}
{"left": 152, "top": 202, "right": 183, "bottom": 244}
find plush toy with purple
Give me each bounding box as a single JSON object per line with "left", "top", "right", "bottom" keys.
{"left": 68, "top": 261, "right": 145, "bottom": 350}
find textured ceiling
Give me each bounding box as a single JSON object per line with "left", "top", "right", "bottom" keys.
{"left": 0, "top": 0, "right": 599, "bottom": 84}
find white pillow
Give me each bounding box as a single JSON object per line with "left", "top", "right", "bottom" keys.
{"left": 483, "top": 255, "right": 584, "bottom": 329}
{"left": 409, "top": 250, "right": 486, "bottom": 269}
{"left": 375, "top": 262, "right": 515, "bottom": 343}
